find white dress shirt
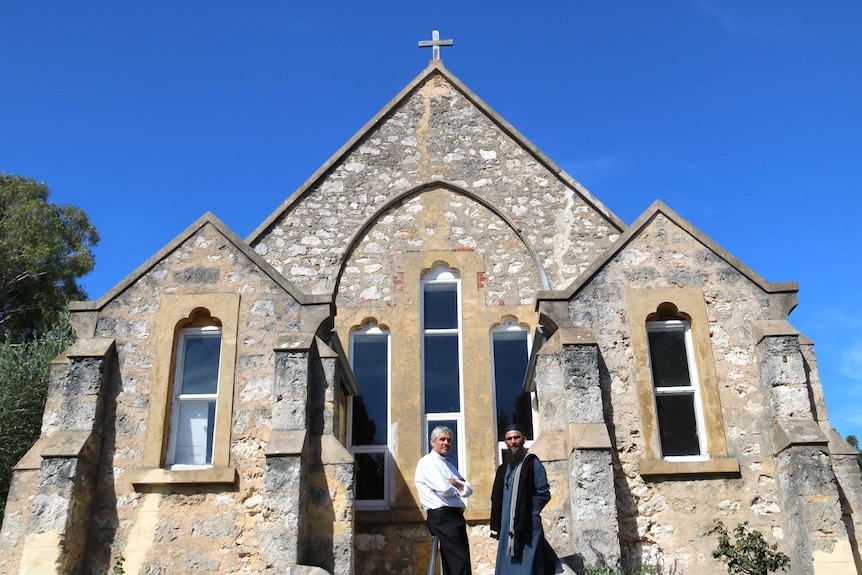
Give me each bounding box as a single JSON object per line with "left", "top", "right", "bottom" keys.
{"left": 414, "top": 450, "right": 473, "bottom": 510}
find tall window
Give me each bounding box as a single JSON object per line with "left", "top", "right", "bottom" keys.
{"left": 421, "top": 264, "right": 464, "bottom": 471}
{"left": 491, "top": 318, "right": 535, "bottom": 463}
{"left": 167, "top": 326, "right": 222, "bottom": 468}
{"left": 646, "top": 316, "right": 707, "bottom": 459}
{"left": 349, "top": 322, "right": 390, "bottom": 508}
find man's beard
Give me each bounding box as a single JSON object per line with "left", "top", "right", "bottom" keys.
{"left": 506, "top": 447, "right": 527, "bottom": 465}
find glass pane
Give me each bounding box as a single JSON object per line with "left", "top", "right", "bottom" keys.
{"left": 351, "top": 334, "right": 388, "bottom": 445}
{"left": 493, "top": 333, "right": 533, "bottom": 441}
{"left": 355, "top": 451, "right": 386, "bottom": 501}
{"left": 655, "top": 394, "right": 701, "bottom": 456}
{"left": 173, "top": 400, "right": 216, "bottom": 465}
{"left": 648, "top": 328, "right": 691, "bottom": 388}
{"left": 180, "top": 334, "right": 221, "bottom": 394}
{"left": 427, "top": 419, "right": 460, "bottom": 473}
{"left": 424, "top": 334, "right": 460, "bottom": 413}
{"left": 423, "top": 283, "right": 458, "bottom": 330}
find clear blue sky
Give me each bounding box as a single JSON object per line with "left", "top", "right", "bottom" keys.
{"left": 3, "top": 2, "right": 861, "bottom": 439}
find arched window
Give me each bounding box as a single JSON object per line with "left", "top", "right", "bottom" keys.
{"left": 491, "top": 317, "right": 536, "bottom": 463}
{"left": 349, "top": 320, "right": 391, "bottom": 508}
{"left": 628, "top": 288, "right": 737, "bottom": 475}
{"left": 133, "top": 294, "right": 239, "bottom": 486}
{"left": 645, "top": 304, "right": 706, "bottom": 459}
{"left": 167, "top": 309, "right": 222, "bottom": 468}
{"left": 421, "top": 263, "right": 465, "bottom": 472}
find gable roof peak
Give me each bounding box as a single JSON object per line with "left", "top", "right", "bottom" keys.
{"left": 540, "top": 199, "right": 798, "bottom": 305}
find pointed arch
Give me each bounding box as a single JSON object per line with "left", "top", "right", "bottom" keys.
{"left": 332, "top": 181, "right": 551, "bottom": 299}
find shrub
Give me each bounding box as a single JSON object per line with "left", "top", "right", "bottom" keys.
{"left": 711, "top": 522, "right": 790, "bottom": 575}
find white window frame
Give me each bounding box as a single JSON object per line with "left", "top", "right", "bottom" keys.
{"left": 348, "top": 323, "right": 391, "bottom": 509}
{"left": 646, "top": 319, "right": 708, "bottom": 461}
{"left": 166, "top": 325, "right": 222, "bottom": 469}
{"left": 420, "top": 264, "right": 466, "bottom": 473}
{"left": 490, "top": 320, "right": 538, "bottom": 465}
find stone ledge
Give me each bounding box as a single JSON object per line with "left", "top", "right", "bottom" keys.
{"left": 128, "top": 466, "right": 237, "bottom": 486}
{"left": 42, "top": 431, "right": 93, "bottom": 458}
{"left": 275, "top": 333, "right": 317, "bottom": 352}
{"left": 771, "top": 419, "right": 829, "bottom": 454}
{"left": 536, "top": 328, "right": 597, "bottom": 355}
{"left": 568, "top": 423, "right": 612, "bottom": 450}
{"left": 529, "top": 431, "right": 567, "bottom": 461}
{"left": 320, "top": 434, "right": 353, "bottom": 465}
{"left": 826, "top": 428, "right": 860, "bottom": 456}
{"left": 640, "top": 458, "right": 740, "bottom": 477}
{"left": 63, "top": 337, "right": 116, "bottom": 359}
{"left": 14, "top": 437, "right": 50, "bottom": 470}
{"left": 750, "top": 320, "right": 800, "bottom": 345}
{"left": 265, "top": 430, "right": 307, "bottom": 456}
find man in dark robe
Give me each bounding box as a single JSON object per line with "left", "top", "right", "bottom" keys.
{"left": 490, "top": 424, "right": 561, "bottom": 575}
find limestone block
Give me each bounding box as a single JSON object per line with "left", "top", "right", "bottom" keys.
{"left": 770, "top": 419, "right": 829, "bottom": 454}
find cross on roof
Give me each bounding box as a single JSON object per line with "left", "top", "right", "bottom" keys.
{"left": 418, "top": 30, "right": 453, "bottom": 61}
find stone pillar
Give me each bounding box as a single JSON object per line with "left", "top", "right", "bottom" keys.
{"left": 305, "top": 338, "right": 355, "bottom": 575}
{"left": 826, "top": 430, "right": 862, "bottom": 573}
{"left": 17, "top": 338, "right": 115, "bottom": 575}
{"left": 754, "top": 321, "right": 856, "bottom": 573}
{"left": 531, "top": 328, "right": 619, "bottom": 566}
{"left": 260, "top": 336, "right": 313, "bottom": 573}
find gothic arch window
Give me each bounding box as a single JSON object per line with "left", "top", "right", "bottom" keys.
{"left": 627, "top": 288, "right": 738, "bottom": 476}
{"left": 167, "top": 309, "right": 222, "bottom": 468}
{"left": 491, "top": 317, "right": 536, "bottom": 463}
{"left": 645, "top": 304, "right": 707, "bottom": 459}
{"left": 348, "top": 319, "right": 391, "bottom": 508}
{"left": 421, "top": 263, "right": 465, "bottom": 472}
{"left": 133, "top": 294, "right": 239, "bottom": 485}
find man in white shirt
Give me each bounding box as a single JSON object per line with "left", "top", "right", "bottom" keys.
{"left": 414, "top": 425, "right": 474, "bottom": 575}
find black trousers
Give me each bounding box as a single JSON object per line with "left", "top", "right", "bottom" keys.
{"left": 426, "top": 507, "right": 472, "bottom": 575}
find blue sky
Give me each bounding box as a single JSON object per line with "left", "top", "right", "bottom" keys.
{"left": 3, "top": 2, "right": 861, "bottom": 440}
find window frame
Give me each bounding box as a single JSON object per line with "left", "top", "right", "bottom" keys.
{"left": 420, "top": 264, "right": 466, "bottom": 473}
{"left": 348, "top": 322, "right": 392, "bottom": 509}
{"left": 627, "top": 288, "right": 737, "bottom": 476}
{"left": 166, "top": 325, "right": 223, "bottom": 469}
{"left": 645, "top": 318, "right": 708, "bottom": 461}
{"left": 132, "top": 294, "right": 239, "bottom": 486}
{"left": 490, "top": 319, "right": 537, "bottom": 465}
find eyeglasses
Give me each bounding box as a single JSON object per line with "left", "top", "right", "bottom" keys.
{"left": 504, "top": 435, "right": 524, "bottom": 442}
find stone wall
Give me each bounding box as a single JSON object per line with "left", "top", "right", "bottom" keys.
{"left": 83, "top": 222, "right": 303, "bottom": 573}
{"left": 566, "top": 214, "right": 788, "bottom": 571}
{"left": 252, "top": 71, "right": 621, "bottom": 296}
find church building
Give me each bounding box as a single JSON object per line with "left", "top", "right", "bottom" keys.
{"left": 2, "top": 34, "right": 861, "bottom": 575}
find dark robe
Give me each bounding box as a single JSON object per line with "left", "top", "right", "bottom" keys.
{"left": 491, "top": 453, "right": 561, "bottom": 575}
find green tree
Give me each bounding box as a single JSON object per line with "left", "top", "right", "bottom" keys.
{"left": 0, "top": 173, "right": 98, "bottom": 343}
{"left": 0, "top": 313, "right": 77, "bottom": 520}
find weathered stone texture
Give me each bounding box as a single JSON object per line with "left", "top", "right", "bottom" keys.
{"left": 354, "top": 521, "right": 497, "bottom": 575}
{"left": 83, "top": 223, "right": 301, "bottom": 572}
{"left": 562, "top": 345, "right": 603, "bottom": 425}
{"left": 776, "top": 449, "right": 846, "bottom": 575}
{"left": 253, "top": 74, "right": 620, "bottom": 296}
{"left": 335, "top": 188, "right": 544, "bottom": 309}
{"left": 567, "top": 215, "right": 782, "bottom": 571}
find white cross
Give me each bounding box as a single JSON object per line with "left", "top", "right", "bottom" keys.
{"left": 418, "top": 30, "right": 454, "bottom": 61}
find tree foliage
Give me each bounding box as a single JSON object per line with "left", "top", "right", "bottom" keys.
{"left": 0, "top": 313, "right": 77, "bottom": 519}
{"left": 0, "top": 173, "right": 98, "bottom": 343}
{"left": 711, "top": 521, "right": 790, "bottom": 575}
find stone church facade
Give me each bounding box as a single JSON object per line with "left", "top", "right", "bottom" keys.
{"left": 2, "top": 59, "right": 861, "bottom": 574}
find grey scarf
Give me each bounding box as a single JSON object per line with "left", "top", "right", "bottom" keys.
{"left": 505, "top": 458, "right": 526, "bottom": 556}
